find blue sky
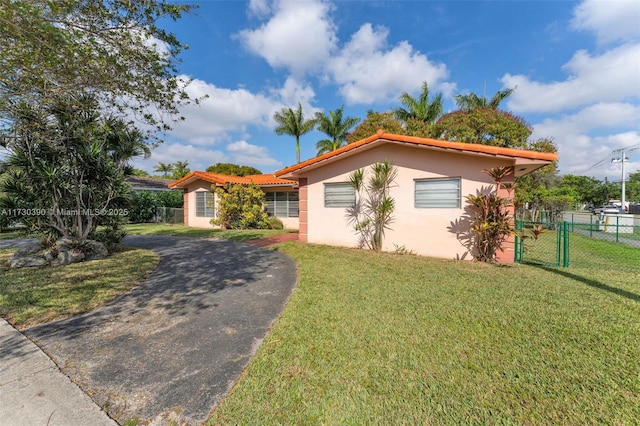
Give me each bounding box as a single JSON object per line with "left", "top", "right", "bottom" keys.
{"left": 135, "top": 0, "right": 640, "bottom": 182}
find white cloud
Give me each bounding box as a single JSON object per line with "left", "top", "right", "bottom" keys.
{"left": 533, "top": 103, "right": 640, "bottom": 138}
{"left": 502, "top": 43, "right": 640, "bottom": 113}
{"left": 270, "top": 76, "right": 318, "bottom": 116}
{"left": 226, "top": 140, "right": 282, "bottom": 167}
{"left": 532, "top": 106, "right": 640, "bottom": 178}
{"left": 168, "top": 76, "right": 278, "bottom": 145}
{"left": 236, "top": 0, "right": 337, "bottom": 76}
{"left": 237, "top": 3, "right": 453, "bottom": 106}
{"left": 136, "top": 143, "right": 228, "bottom": 174}
{"left": 247, "top": 0, "right": 272, "bottom": 18}
{"left": 571, "top": 0, "right": 640, "bottom": 45}
{"left": 325, "top": 23, "right": 452, "bottom": 105}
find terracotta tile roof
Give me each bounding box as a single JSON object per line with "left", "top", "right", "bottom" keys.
{"left": 168, "top": 171, "right": 297, "bottom": 189}
{"left": 275, "top": 130, "right": 558, "bottom": 177}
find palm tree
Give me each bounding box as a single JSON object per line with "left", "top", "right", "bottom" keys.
{"left": 273, "top": 103, "right": 316, "bottom": 164}
{"left": 454, "top": 87, "right": 515, "bottom": 112}
{"left": 314, "top": 106, "right": 360, "bottom": 156}
{"left": 153, "top": 162, "right": 174, "bottom": 178}
{"left": 171, "top": 160, "right": 190, "bottom": 179}
{"left": 393, "top": 81, "right": 444, "bottom": 126}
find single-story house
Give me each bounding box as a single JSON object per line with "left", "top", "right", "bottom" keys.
{"left": 275, "top": 130, "right": 557, "bottom": 263}
{"left": 168, "top": 172, "right": 300, "bottom": 229}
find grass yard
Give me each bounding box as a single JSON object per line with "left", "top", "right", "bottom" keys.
{"left": 208, "top": 242, "right": 640, "bottom": 425}
{"left": 0, "top": 246, "right": 159, "bottom": 329}
{"left": 124, "top": 223, "right": 294, "bottom": 241}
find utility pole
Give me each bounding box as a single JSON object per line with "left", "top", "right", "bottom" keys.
{"left": 612, "top": 146, "right": 640, "bottom": 213}
{"left": 611, "top": 145, "right": 640, "bottom": 213}
{"left": 611, "top": 148, "right": 627, "bottom": 212}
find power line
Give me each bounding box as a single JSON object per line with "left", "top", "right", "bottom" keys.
{"left": 581, "top": 144, "right": 640, "bottom": 174}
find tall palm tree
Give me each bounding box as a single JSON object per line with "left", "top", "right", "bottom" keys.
{"left": 273, "top": 103, "right": 316, "bottom": 164}
{"left": 314, "top": 106, "right": 360, "bottom": 156}
{"left": 454, "top": 87, "right": 515, "bottom": 112}
{"left": 172, "top": 160, "right": 190, "bottom": 179}
{"left": 153, "top": 162, "right": 174, "bottom": 178}
{"left": 393, "top": 81, "right": 444, "bottom": 125}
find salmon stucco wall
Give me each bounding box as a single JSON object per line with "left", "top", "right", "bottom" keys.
{"left": 182, "top": 182, "right": 300, "bottom": 230}
{"left": 303, "top": 143, "right": 516, "bottom": 261}
{"left": 184, "top": 181, "right": 217, "bottom": 228}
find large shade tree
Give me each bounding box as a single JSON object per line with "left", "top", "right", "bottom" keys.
{"left": 314, "top": 106, "right": 360, "bottom": 156}
{"left": 434, "top": 108, "right": 531, "bottom": 149}
{"left": 0, "top": 0, "right": 193, "bottom": 253}
{"left": 273, "top": 103, "right": 316, "bottom": 164}
{"left": 206, "top": 163, "right": 262, "bottom": 176}
{"left": 1, "top": 0, "right": 194, "bottom": 135}
{"left": 346, "top": 111, "right": 404, "bottom": 144}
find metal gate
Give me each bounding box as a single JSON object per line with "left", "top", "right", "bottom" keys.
{"left": 515, "top": 220, "right": 569, "bottom": 267}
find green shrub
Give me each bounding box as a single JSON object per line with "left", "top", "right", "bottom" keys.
{"left": 212, "top": 183, "right": 270, "bottom": 229}
{"left": 94, "top": 226, "right": 127, "bottom": 251}
{"left": 267, "top": 216, "right": 284, "bottom": 229}
{"left": 127, "top": 190, "right": 183, "bottom": 223}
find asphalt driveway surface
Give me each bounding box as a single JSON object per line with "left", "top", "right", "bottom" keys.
{"left": 25, "top": 235, "right": 297, "bottom": 425}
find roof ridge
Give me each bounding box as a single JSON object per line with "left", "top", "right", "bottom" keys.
{"left": 275, "top": 130, "right": 558, "bottom": 177}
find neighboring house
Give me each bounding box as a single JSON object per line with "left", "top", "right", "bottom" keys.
{"left": 275, "top": 130, "right": 557, "bottom": 263}
{"left": 168, "top": 172, "right": 299, "bottom": 229}
{"left": 126, "top": 176, "right": 175, "bottom": 192}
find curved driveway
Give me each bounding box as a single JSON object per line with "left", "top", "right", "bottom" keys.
{"left": 25, "top": 235, "right": 297, "bottom": 425}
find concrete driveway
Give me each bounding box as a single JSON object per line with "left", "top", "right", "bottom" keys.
{"left": 24, "top": 235, "right": 297, "bottom": 425}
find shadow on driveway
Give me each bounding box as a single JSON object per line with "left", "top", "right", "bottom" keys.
{"left": 25, "top": 235, "right": 298, "bottom": 425}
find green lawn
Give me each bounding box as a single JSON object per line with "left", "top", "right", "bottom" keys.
{"left": 0, "top": 247, "right": 159, "bottom": 328}
{"left": 3, "top": 223, "right": 638, "bottom": 423}
{"left": 124, "top": 223, "right": 294, "bottom": 241}
{"left": 208, "top": 242, "right": 640, "bottom": 425}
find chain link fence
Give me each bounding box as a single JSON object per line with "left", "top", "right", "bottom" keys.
{"left": 154, "top": 207, "right": 184, "bottom": 225}
{"left": 515, "top": 211, "right": 640, "bottom": 270}
{"left": 562, "top": 212, "right": 640, "bottom": 248}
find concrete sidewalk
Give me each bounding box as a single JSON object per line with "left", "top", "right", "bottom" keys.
{"left": 0, "top": 318, "right": 116, "bottom": 426}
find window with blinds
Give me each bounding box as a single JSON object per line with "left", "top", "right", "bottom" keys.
{"left": 195, "top": 191, "right": 215, "bottom": 217}
{"left": 265, "top": 191, "right": 299, "bottom": 218}
{"left": 324, "top": 183, "right": 355, "bottom": 208}
{"left": 414, "top": 177, "right": 461, "bottom": 208}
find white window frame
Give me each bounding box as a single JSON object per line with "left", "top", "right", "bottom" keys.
{"left": 324, "top": 183, "right": 356, "bottom": 208}
{"left": 265, "top": 191, "right": 299, "bottom": 218}
{"left": 195, "top": 191, "right": 215, "bottom": 217}
{"left": 414, "top": 177, "right": 461, "bottom": 209}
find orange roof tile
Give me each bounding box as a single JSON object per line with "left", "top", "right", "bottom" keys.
{"left": 168, "top": 171, "right": 297, "bottom": 189}
{"left": 275, "top": 130, "right": 558, "bottom": 177}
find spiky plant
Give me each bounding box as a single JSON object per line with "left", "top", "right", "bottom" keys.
{"left": 346, "top": 161, "right": 397, "bottom": 251}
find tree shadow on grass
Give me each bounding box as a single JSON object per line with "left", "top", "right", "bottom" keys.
{"left": 539, "top": 266, "right": 640, "bottom": 302}
{"left": 23, "top": 235, "right": 298, "bottom": 424}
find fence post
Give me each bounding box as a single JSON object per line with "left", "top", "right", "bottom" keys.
{"left": 556, "top": 222, "right": 561, "bottom": 267}
{"left": 571, "top": 213, "right": 574, "bottom": 232}
{"left": 514, "top": 220, "right": 521, "bottom": 263}
{"left": 616, "top": 216, "right": 619, "bottom": 243}
{"left": 563, "top": 221, "right": 570, "bottom": 268}
{"left": 590, "top": 214, "right": 593, "bottom": 237}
